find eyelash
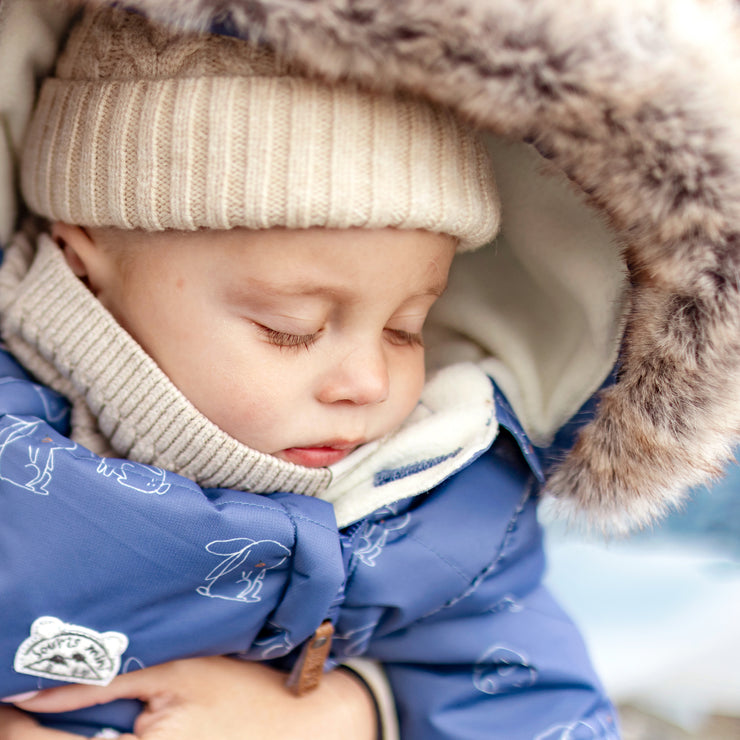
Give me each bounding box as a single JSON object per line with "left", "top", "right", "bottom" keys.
{"left": 257, "top": 326, "right": 319, "bottom": 351}
{"left": 256, "top": 325, "right": 424, "bottom": 350}
{"left": 384, "top": 329, "right": 424, "bottom": 347}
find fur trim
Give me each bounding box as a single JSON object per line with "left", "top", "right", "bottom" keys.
{"left": 69, "top": 0, "right": 740, "bottom": 530}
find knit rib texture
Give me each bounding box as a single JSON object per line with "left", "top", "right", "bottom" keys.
{"left": 21, "top": 6, "right": 500, "bottom": 250}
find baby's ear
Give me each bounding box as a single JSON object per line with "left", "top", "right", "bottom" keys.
{"left": 52, "top": 222, "right": 94, "bottom": 278}
{"left": 50, "top": 222, "right": 115, "bottom": 298}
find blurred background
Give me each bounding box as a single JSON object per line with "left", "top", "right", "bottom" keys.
{"left": 543, "top": 465, "right": 740, "bottom": 739}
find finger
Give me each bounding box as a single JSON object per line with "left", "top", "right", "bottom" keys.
{"left": 10, "top": 664, "right": 174, "bottom": 714}
{"left": 0, "top": 706, "right": 83, "bottom": 739}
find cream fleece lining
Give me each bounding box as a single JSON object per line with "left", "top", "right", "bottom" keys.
{"left": 426, "top": 138, "right": 628, "bottom": 447}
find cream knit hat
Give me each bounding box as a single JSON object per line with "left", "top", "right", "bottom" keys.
{"left": 21, "top": 6, "right": 500, "bottom": 250}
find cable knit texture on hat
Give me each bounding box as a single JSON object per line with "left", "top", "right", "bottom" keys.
{"left": 21, "top": 6, "right": 500, "bottom": 249}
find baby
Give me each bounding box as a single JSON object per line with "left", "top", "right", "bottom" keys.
{"left": 53, "top": 224, "right": 456, "bottom": 470}
{"left": 0, "top": 6, "right": 618, "bottom": 739}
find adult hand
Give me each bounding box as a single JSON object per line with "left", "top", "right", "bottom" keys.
{"left": 1, "top": 657, "right": 378, "bottom": 740}
{"left": 0, "top": 706, "right": 107, "bottom": 739}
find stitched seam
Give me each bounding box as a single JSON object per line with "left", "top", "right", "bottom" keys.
{"left": 418, "top": 479, "right": 535, "bottom": 621}
{"left": 215, "top": 502, "right": 338, "bottom": 534}
{"left": 404, "top": 531, "right": 472, "bottom": 583}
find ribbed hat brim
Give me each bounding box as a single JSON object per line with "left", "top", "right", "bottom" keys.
{"left": 23, "top": 75, "right": 500, "bottom": 249}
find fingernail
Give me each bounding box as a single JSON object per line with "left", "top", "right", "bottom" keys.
{"left": 1, "top": 690, "right": 40, "bottom": 703}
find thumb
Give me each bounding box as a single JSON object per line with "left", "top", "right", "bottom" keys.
{"left": 9, "top": 666, "right": 170, "bottom": 714}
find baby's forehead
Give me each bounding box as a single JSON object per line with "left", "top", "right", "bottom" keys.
{"left": 89, "top": 227, "right": 179, "bottom": 249}
{"left": 92, "top": 224, "right": 455, "bottom": 255}
{"left": 89, "top": 225, "right": 455, "bottom": 297}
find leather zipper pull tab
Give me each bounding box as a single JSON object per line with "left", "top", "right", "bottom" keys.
{"left": 285, "top": 620, "right": 334, "bottom": 696}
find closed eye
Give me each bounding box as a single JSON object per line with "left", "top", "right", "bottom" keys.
{"left": 384, "top": 328, "right": 424, "bottom": 347}
{"left": 256, "top": 324, "right": 319, "bottom": 350}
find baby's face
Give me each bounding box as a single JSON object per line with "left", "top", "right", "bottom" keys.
{"left": 79, "top": 226, "right": 455, "bottom": 467}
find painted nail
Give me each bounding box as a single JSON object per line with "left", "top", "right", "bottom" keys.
{"left": 1, "top": 690, "right": 40, "bottom": 703}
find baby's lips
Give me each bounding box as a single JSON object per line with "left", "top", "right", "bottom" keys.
{"left": 1, "top": 690, "right": 40, "bottom": 703}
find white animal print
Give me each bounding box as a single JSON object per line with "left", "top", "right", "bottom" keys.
{"left": 0, "top": 417, "right": 74, "bottom": 495}
{"left": 197, "top": 538, "right": 290, "bottom": 603}
{"left": 354, "top": 504, "right": 411, "bottom": 567}
{"left": 473, "top": 645, "right": 537, "bottom": 695}
{"left": 96, "top": 459, "right": 170, "bottom": 495}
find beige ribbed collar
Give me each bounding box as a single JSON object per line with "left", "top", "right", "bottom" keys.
{"left": 0, "top": 231, "right": 331, "bottom": 495}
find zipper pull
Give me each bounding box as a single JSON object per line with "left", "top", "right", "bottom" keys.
{"left": 285, "top": 620, "right": 334, "bottom": 696}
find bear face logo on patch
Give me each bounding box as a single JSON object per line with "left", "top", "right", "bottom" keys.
{"left": 14, "top": 617, "right": 129, "bottom": 686}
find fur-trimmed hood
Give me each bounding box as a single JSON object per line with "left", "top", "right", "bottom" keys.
{"left": 3, "top": 0, "right": 740, "bottom": 532}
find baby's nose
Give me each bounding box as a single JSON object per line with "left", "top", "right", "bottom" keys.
{"left": 317, "top": 344, "right": 390, "bottom": 406}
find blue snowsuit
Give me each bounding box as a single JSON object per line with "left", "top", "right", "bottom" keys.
{"left": 3, "top": 0, "right": 739, "bottom": 736}
{"left": 0, "top": 346, "right": 618, "bottom": 738}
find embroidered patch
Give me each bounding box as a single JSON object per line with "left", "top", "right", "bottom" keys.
{"left": 14, "top": 617, "right": 128, "bottom": 686}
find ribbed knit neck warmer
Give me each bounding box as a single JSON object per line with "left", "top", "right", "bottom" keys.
{"left": 0, "top": 231, "right": 331, "bottom": 495}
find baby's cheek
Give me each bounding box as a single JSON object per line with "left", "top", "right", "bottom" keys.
{"left": 203, "top": 377, "right": 293, "bottom": 450}
{"left": 392, "top": 353, "right": 427, "bottom": 421}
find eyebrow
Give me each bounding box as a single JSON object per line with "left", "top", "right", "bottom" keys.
{"left": 234, "top": 278, "right": 350, "bottom": 300}
{"left": 425, "top": 278, "right": 449, "bottom": 297}
{"left": 237, "top": 276, "right": 449, "bottom": 300}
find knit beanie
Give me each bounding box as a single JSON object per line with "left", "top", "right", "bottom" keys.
{"left": 21, "top": 6, "right": 500, "bottom": 250}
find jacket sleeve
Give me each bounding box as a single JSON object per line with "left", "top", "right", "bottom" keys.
{"left": 0, "top": 353, "right": 344, "bottom": 712}
{"left": 335, "top": 433, "right": 620, "bottom": 740}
